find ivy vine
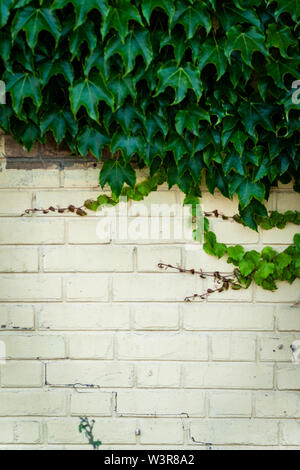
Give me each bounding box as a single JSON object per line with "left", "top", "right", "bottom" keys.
{"left": 0, "top": 0, "right": 299, "bottom": 229}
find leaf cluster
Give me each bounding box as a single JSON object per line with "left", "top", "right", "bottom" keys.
{"left": 0, "top": 0, "right": 299, "bottom": 228}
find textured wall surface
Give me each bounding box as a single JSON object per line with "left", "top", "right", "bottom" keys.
{"left": 0, "top": 133, "right": 300, "bottom": 450}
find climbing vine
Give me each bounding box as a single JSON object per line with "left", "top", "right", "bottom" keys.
{"left": 0, "top": 0, "right": 299, "bottom": 229}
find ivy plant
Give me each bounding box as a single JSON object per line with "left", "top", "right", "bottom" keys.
{"left": 0, "top": 0, "right": 299, "bottom": 229}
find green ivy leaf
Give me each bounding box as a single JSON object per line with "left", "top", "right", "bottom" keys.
{"left": 100, "top": 159, "right": 136, "bottom": 197}
{"left": 41, "top": 109, "right": 78, "bottom": 143}
{"left": 142, "top": 0, "right": 175, "bottom": 24}
{"left": 175, "top": 105, "right": 210, "bottom": 136}
{"left": 274, "top": 0, "right": 300, "bottom": 22}
{"left": 237, "top": 179, "right": 266, "bottom": 209}
{"left": 196, "top": 38, "right": 227, "bottom": 80}
{"left": 4, "top": 72, "right": 42, "bottom": 115}
{"left": 70, "top": 73, "right": 114, "bottom": 122}
{"left": 110, "top": 132, "right": 145, "bottom": 162}
{"left": 12, "top": 7, "right": 61, "bottom": 49}
{"left": 77, "top": 126, "right": 110, "bottom": 159}
{"left": 0, "top": 0, "right": 15, "bottom": 28}
{"left": 53, "top": 0, "right": 108, "bottom": 30}
{"left": 105, "top": 30, "right": 153, "bottom": 75}
{"left": 171, "top": 3, "right": 212, "bottom": 39}
{"left": 101, "top": 0, "right": 142, "bottom": 42}
{"left": 155, "top": 61, "right": 202, "bottom": 104}
{"left": 225, "top": 26, "right": 268, "bottom": 67}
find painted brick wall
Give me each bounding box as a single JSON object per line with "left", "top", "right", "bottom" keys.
{"left": 0, "top": 133, "right": 300, "bottom": 450}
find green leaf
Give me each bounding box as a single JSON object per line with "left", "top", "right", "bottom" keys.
{"left": 175, "top": 105, "right": 210, "bottom": 136}
{"left": 142, "top": 0, "right": 175, "bottom": 24}
{"left": 171, "top": 3, "right": 212, "bottom": 39}
{"left": 274, "top": 0, "right": 300, "bottom": 22}
{"left": 196, "top": 38, "right": 227, "bottom": 80}
{"left": 225, "top": 26, "right": 268, "bottom": 67}
{"left": 110, "top": 132, "right": 145, "bottom": 162}
{"left": 77, "top": 126, "right": 110, "bottom": 160}
{"left": 69, "top": 73, "right": 114, "bottom": 122}
{"left": 68, "top": 21, "right": 98, "bottom": 59}
{"left": 41, "top": 109, "right": 78, "bottom": 143}
{"left": 101, "top": 0, "right": 143, "bottom": 43}
{"left": 105, "top": 30, "right": 153, "bottom": 76}
{"left": 266, "top": 24, "right": 296, "bottom": 59}
{"left": 38, "top": 60, "right": 74, "bottom": 86}
{"left": 12, "top": 7, "right": 61, "bottom": 49}
{"left": 0, "top": 0, "right": 14, "bottom": 28}
{"left": 237, "top": 179, "right": 266, "bottom": 209}
{"left": 53, "top": 0, "right": 108, "bottom": 30}
{"left": 254, "top": 261, "right": 275, "bottom": 283}
{"left": 228, "top": 245, "right": 245, "bottom": 263}
{"left": 155, "top": 61, "right": 202, "bottom": 104}
{"left": 4, "top": 72, "right": 42, "bottom": 115}
{"left": 109, "top": 73, "right": 136, "bottom": 110}
{"left": 100, "top": 159, "right": 136, "bottom": 197}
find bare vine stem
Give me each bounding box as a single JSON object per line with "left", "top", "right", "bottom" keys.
{"left": 158, "top": 263, "right": 243, "bottom": 302}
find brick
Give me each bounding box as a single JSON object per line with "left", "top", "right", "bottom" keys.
{"left": 0, "top": 191, "right": 32, "bottom": 216}
{"left": 47, "top": 418, "right": 136, "bottom": 444}
{"left": 277, "top": 307, "right": 300, "bottom": 331}
{"left": 37, "top": 303, "right": 130, "bottom": 330}
{"left": 184, "top": 363, "right": 274, "bottom": 389}
{"left": 0, "top": 334, "right": 65, "bottom": 359}
{"left": 0, "top": 391, "right": 67, "bottom": 416}
{"left": 47, "top": 361, "right": 134, "bottom": 388}
{"left": 136, "top": 363, "right": 181, "bottom": 388}
{"left": 139, "top": 419, "right": 184, "bottom": 445}
{"left": 190, "top": 419, "right": 278, "bottom": 445}
{"left": 0, "top": 169, "right": 60, "bottom": 188}
{"left": 0, "top": 218, "right": 65, "bottom": 244}
{"left": 4, "top": 135, "right": 39, "bottom": 157}
{"left": 201, "top": 192, "right": 239, "bottom": 216}
{"left": 277, "top": 193, "right": 300, "bottom": 212}
{"left": 117, "top": 333, "right": 208, "bottom": 361}
{"left": 0, "top": 422, "right": 14, "bottom": 443}
{"left": 66, "top": 275, "right": 110, "bottom": 301}
{"left": 129, "top": 191, "right": 179, "bottom": 216}
{"left": 184, "top": 245, "right": 231, "bottom": 272}
{"left": 255, "top": 392, "right": 300, "bottom": 418}
{"left": 136, "top": 246, "right": 181, "bottom": 272}
{"left": 70, "top": 392, "right": 112, "bottom": 416}
{"left": 209, "top": 391, "right": 252, "bottom": 418}
{"left": 0, "top": 247, "right": 38, "bottom": 272}
{"left": 117, "top": 390, "right": 205, "bottom": 416}
{"left": 0, "top": 304, "right": 34, "bottom": 331}
{"left": 211, "top": 333, "right": 256, "bottom": 361}
{"left": 261, "top": 225, "right": 300, "bottom": 245}
{"left": 68, "top": 334, "right": 114, "bottom": 359}
{"left": 1, "top": 361, "right": 43, "bottom": 387}
{"left": 277, "top": 365, "right": 300, "bottom": 390}
{"left": 281, "top": 420, "right": 300, "bottom": 445}
{"left": 134, "top": 304, "right": 179, "bottom": 330}
{"left": 68, "top": 218, "right": 111, "bottom": 244}
{"left": 113, "top": 274, "right": 201, "bottom": 302}
{"left": 43, "top": 246, "right": 133, "bottom": 272}
{"left": 183, "top": 304, "right": 274, "bottom": 331}
{"left": 256, "top": 281, "right": 300, "bottom": 303}
{"left": 208, "top": 285, "right": 253, "bottom": 302}
{"left": 259, "top": 334, "right": 298, "bottom": 362}
{"left": 211, "top": 220, "right": 259, "bottom": 245}
{"left": 63, "top": 169, "right": 100, "bottom": 188}
{"left": 0, "top": 275, "right": 62, "bottom": 301}
{"left": 14, "top": 421, "right": 40, "bottom": 444}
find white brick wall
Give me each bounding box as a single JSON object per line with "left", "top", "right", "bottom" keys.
{"left": 0, "top": 133, "right": 299, "bottom": 449}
